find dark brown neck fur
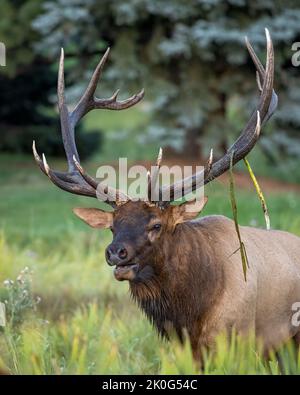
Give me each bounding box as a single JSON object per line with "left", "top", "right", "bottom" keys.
{"left": 130, "top": 221, "right": 224, "bottom": 342}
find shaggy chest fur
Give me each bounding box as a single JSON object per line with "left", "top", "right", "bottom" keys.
{"left": 130, "top": 284, "right": 184, "bottom": 340}
{"left": 129, "top": 230, "right": 224, "bottom": 343}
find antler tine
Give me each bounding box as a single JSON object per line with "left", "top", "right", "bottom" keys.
{"left": 32, "top": 140, "right": 46, "bottom": 175}
{"left": 57, "top": 48, "right": 80, "bottom": 172}
{"left": 204, "top": 149, "right": 213, "bottom": 179}
{"left": 70, "top": 48, "right": 110, "bottom": 125}
{"left": 256, "top": 71, "right": 263, "bottom": 92}
{"left": 93, "top": 88, "right": 145, "bottom": 110}
{"left": 57, "top": 48, "right": 65, "bottom": 109}
{"left": 160, "top": 29, "right": 276, "bottom": 205}
{"left": 245, "top": 36, "right": 265, "bottom": 81}
{"left": 148, "top": 147, "right": 163, "bottom": 201}
{"left": 255, "top": 110, "right": 261, "bottom": 137}
{"left": 245, "top": 29, "right": 278, "bottom": 123}
{"left": 71, "top": 48, "right": 145, "bottom": 125}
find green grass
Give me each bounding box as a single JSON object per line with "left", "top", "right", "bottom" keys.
{"left": 0, "top": 151, "right": 300, "bottom": 374}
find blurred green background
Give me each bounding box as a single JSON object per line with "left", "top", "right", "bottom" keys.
{"left": 0, "top": 0, "right": 300, "bottom": 375}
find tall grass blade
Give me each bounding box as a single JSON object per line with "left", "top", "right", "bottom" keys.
{"left": 243, "top": 158, "right": 270, "bottom": 230}
{"left": 229, "top": 153, "right": 249, "bottom": 281}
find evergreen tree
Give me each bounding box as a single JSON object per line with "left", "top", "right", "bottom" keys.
{"left": 3, "top": 0, "right": 300, "bottom": 179}
{"left": 0, "top": 0, "right": 101, "bottom": 157}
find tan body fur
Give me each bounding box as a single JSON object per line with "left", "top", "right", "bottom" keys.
{"left": 167, "top": 216, "right": 300, "bottom": 355}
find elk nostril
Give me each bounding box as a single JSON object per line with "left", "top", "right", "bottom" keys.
{"left": 118, "top": 247, "right": 127, "bottom": 260}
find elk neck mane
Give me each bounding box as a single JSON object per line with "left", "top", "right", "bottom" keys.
{"left": 129, "top": 220, "right": 225, "bottom": 340}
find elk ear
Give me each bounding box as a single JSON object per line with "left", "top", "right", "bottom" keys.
{"left": 171, "top": 197, "right": 208, "bottom": 226}
{"left": 73, "top": 208, "right": 113, "bottom": 229}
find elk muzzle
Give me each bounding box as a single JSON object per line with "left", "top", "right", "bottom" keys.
{"left": 105, "top": 242, "right": 139, "bottom": 281}
{"left": 106, "top": 242, "right": 128, "bottom": 266}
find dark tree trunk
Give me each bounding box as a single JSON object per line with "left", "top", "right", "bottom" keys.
{"left": 182, "top": 92, "right": 228, "bottom": 159}
{"left": 216, "top": 92, "right": 228, "bottom": 155}
{"left": 183, "top": 127, "right": 202, "bottom": 159}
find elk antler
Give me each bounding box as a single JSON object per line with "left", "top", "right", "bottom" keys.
{"left": 33, "top": 48, "right": 144, "bottom": 207}
{"left": 147, "top": 147, "right": 163, "bottom": 201}
{"left": 157, "top": 28, "right": 277, "bottom": 206}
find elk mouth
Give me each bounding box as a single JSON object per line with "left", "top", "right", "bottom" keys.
{"left": 114, "top": 262, "right": 139, "bottom": 281}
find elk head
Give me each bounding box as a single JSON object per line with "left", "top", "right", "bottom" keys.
{"left": 73, "top": 197, "right": 208, "bottom": 281}
{"left": 33, "top": 30, "right": 277, "bottom": 285}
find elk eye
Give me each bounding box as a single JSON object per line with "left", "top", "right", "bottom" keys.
{"left": 152, "top": 223, "right": 161, "bottom": 231}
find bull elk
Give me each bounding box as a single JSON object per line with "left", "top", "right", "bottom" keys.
{"left": 33, "top": 30, "right": 300, "bottom": 361}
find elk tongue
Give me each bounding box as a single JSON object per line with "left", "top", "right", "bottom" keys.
{"left": 114, "top": 264, "right": 138, "bottom": 281}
